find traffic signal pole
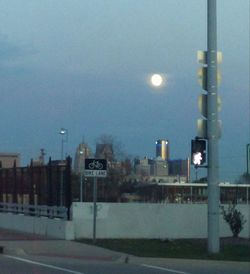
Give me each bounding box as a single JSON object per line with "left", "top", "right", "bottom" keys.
{"left": 207, "top": 0, "right": 220, "bottom": 253}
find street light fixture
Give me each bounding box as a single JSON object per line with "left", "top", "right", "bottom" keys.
{"left": 79, "top": 150, "right": 84, "bottom": 202}
{"left": 59, "top": 127, "right": 68, "bottom": 206}
{"left": 59, "top": 128, "right": 68, "bottom": 160}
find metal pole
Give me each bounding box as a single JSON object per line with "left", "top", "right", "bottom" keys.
{"left": 61, "top": 137, "right": 64, "bottom": 160}
{"left": 60, "top": 132, "right": 64, "bottom": 206}
{"left": 79, "top": 150, "right": 84, "bottom": 202}
{"left": 207, "top": 0, "right": 220, "bottom": 253}
{"left": 80, "top": 172, "right": 83, "bottom": 202}
{"left": 190, "top": 185, "right": 193, "bottom": 203}
{"left": 60, "top": 128, "right": 67, "bottom": 160}
{"left": 247, "top": 186, "right": 249, "bottom": 205}
{"left": 93, "top": 177, "right": 97, "bottom": 244}
{"left": 60, "top": 167, "right": 64, "bottom": 206}
{"left": 60, "top": 128, "right": 66, "bottom": 206}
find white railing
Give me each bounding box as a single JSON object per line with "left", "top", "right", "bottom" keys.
{"left": 0, "top": 203, "right": 68, "bottom": 220}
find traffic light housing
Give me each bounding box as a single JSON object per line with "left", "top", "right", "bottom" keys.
{"left": 191, "top": 138, "right": 207, "bottom": 166}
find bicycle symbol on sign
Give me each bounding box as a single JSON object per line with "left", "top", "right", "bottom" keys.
{"left": 88, "top": 160, "right": 104, "bottom": 170}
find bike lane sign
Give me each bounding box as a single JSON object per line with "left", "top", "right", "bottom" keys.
{"left": 84, "top": 159, "right": 107, "bottom": 177}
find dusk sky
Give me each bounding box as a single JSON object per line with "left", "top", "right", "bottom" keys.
{"left": 0, "top": 0, "right": 249, "bottom": 182}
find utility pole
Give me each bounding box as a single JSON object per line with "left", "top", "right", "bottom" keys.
{"left": 207, "top": 0, "right": 220, "bottom": 253}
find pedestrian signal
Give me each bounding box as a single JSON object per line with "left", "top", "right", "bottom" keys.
{"left": 191, "top": 139, "right": 207, "bottom": 166}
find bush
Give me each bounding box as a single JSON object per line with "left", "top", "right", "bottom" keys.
{"left": 221, "top": 203, "right": 246, "bottom": 238}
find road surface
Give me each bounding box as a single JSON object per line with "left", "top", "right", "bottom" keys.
{"left": 0, "top": 228, "right": 249, "bottom": 274}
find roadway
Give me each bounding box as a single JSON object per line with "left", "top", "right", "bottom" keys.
{"left": 0, "top": 228, "right": 249, "bottom": 274}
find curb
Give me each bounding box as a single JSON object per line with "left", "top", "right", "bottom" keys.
{"left": 0, "top": 246, "right": 27, "bottom": 256}
{"left": 115, "top": 254, "right": 131, "bottom": 264}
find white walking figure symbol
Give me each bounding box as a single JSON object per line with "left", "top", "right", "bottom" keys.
{"left": 193, "top": 152, "right": 203, "bottom": 165}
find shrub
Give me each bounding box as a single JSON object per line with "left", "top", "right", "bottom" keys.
{"left": 221, "top": 203, "right": 246, "bottom": 238}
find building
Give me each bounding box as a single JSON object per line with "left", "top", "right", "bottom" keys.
{"left": 133, "top": 139, "right": 189, "bottom": 183}
{"left": 95, "top": 143, "right": 114, "bottom": 162}
{"left": 0, "top": 153, "right": 20, "bottom": 168}
{"left": 74, "top": 143, "right": 91, "bottom": 173}
{"left": 32, "top": 149, "right": 46, "bottom": 166}
{"left": 135, "top": 182, "right": 250, "bottom": 204}
{"left": 153, "top": 157, "right": 169, "bottom": 176}
{"left": 156, "top": 139, "right": 169, "bottom": 161}
{"left": 169, "top": 158, "right": 190, "bottom": 179}
{"left": 134, "top": 157, "right": 170, "bottom": 181}
{"left": 135, "top": 157, "right": 154, "bottom": 178}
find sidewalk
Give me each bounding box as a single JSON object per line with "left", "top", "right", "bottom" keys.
{"left": 0, "top": 228, "right": 127, "bottom": 262}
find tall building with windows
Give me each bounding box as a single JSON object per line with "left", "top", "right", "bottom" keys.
{"left": 95, "top": 143, "right": 114, "bottom": 162}
{"left": 135, "top": 157, "right": 154, "bottom": 177}
{"left": 156, "top": 139, "right": 169, "bottom": 161}
{"left": 74, "top": 143, "right": 91, "bottom": 174}
{"left": 168, "top": 158, "right": 190, "bottom": 180}
{"left": 154, "top": 157, "right": 169, "bottom": 176}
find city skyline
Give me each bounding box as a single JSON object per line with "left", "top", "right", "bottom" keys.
{"left": 0, "top": 0, "right": 248, "bottom": 182}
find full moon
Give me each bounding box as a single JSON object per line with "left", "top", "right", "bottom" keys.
{"left": 151, "top": 74, "right": 163, "bottom": 87}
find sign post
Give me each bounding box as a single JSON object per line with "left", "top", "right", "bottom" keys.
{"left": 84, "top": 159, "right": 107, "bottom": 244}
{"left": 247, "top": 144, "right": 250, "bottom": 174}
{"left": 93, "top": 176, "right": 97, "bottom": 244}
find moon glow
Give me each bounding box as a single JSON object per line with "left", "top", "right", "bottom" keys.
{"left": 150, "top": 74, "right": 163, "bottom": 87}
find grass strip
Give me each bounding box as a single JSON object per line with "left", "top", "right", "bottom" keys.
{"left": 77, "top": 239, "right": 250, "bottom": 262}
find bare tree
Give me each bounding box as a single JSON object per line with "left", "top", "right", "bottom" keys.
{"left": 95, "top": 134, "right": 125, "bottom": 161}
{"left": 94, "top": 134, "right": 133, "bottom": 202}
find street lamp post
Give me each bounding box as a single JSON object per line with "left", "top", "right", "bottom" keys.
{"left": 59, "top": 128, "right": 68, "bottom": 206}
{"left": 79, "top": 150, "right": 84, "bottom": 202}
{"left": 59, "top": 128, "right": 67, "bottom": 160}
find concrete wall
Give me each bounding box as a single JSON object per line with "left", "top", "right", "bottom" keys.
{"left": 72, "top": 202, "right": 250, "bottom": 239}
{"left": 0, "top": 213, "right": 74, "bottom": 240}
{"left": 0, "top": 203, "right": 249, "bottom": 240}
